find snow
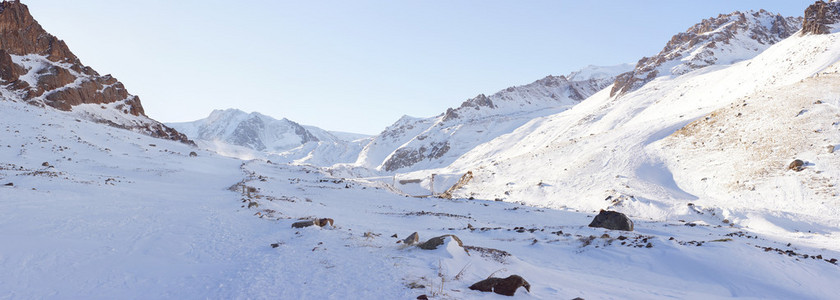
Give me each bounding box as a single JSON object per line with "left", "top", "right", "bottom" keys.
{"left": 402, "top": 24, "right": 840, "bottom": 260}
{"left": 3, "top": 3, "right": 840, "bottom": 299}
{"left": 3, "top": 94, "right": 839, "bottom": 299}
{"left": 167, "top": 109, "right": 366, "bottom": 166}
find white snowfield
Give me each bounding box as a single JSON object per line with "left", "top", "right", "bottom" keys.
{"left": 3, "top": 5, "right": 840, "bottom": 300}
{"left": 167, "top": 109, "right": 369, "bottom": 166}
{"left": 2, "top": 68, "right": 840, "bottom": 299}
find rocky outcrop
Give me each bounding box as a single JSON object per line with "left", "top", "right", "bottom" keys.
{"left": 588, "top": 210, "right": 634, "bottom": 231}
{"left": 382, "top": 141, "right": 450, "bottom": 172}
{"left": 802, "top": 1, "right": 840, "bottom": 35}
{"left": 611, "top": 10, "right": 801, "bottom": 97}
{"left": 0, "top": 1, "right": 193, "bottom": 144}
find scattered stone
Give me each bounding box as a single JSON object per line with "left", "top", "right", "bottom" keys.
{"left": 41, "top": 161, "right": 50, "bottom": 167}
{"left": 403, "top": 232, "right": 420, "bottom": 246}
{"left": 416, "top": 295, "right": 428, "bottom": 300}
{"left": 464, "top": 245, "right": 511, "bottom": 263}
{"left": 828, "top": 145, "right": 835, "bottom": 154}
{"left": 788, "top": 159, "right": 805, "bottom": 172}
{"left": 270, "top": 243, "right": 280, "bottom": 248}
{"left": 391, "top": 234, "right": 398, "bottom": 238}
{"left": 189, "top": 151, "right": 198, "bottom": 157}
{"left": 588, "top": 210, "right": 634, "bottom": 231}
{"left": 417, "top": 234, "right": 464, "bottom": 250}
{"left": 469, "top": 275, "right": 531, "bottom": 296}
{"left": 3, "top": 182, "right": 12, "bottom": 187}
{"left": 291, "top": 220, "right": 316, "bottom": 228}
{"left": 315, "top": 218, "right": 334, "bottom": 227}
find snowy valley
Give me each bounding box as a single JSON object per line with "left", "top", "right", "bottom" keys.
{"left": 2, "top": 1, "right": 840, "bottom": 299}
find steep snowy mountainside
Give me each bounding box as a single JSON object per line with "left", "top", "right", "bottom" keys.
{"left": 428, "top": 14, "right": 840, "bottom": 247}
{"left": 168, "top": 109, "right": 367, "bottom": 166}
{"left": 354, "top": 64, "right": 633, "bottom": 173}
{"left": 0, "top": 1, "right": 191, "bottom": 144}
{"left": 611, "top": 10, "right": 801, "bottom": 97}
{"left": 657, "top": 72, "right": 840, "bottom": 233}
{"left": 3, "top": 97, "right": 840, "bottom": 299}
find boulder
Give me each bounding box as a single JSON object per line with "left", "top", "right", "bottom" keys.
{"left": 788, "top": 159, "right": 805, "bottom": 172}
{"left": 291, "top": 220, "right": 315, "bottom": 228}
{"left": 403, "top": 232, "right": 419, "bottom": 246}
{"left": 588, "top": 210, "right": 634, "bottom": 231}
{"left": 417, "top": 234, "right": 464, "bottom": 250}
{"left": 469, "top": 275, "right": 531, "bottom": 296}
{"left": 291, "top": 218, "right": 334, "bottom": 229}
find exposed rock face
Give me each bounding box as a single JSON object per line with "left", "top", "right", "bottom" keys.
{"left": 588, "top": 210, "right": 634, "bottom": 231}
{"left": 611, "top": 10, "right": 801, "bottom": 97}
{"left": 0, "top": 1, "right": 193, "bottom": 144}
{"left": 802, "top": 1, "right": 840, "bottom": 35}
{"left": 382, "top": 141, "right": 450, "bottom": 172}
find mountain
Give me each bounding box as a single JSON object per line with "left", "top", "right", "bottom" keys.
{"left": 3, "top": 2, "right": 840, "bottom": 299}
{"left": 611, "top": 10, "right": 801, "bottom": 97}
{"left": 0, "top": 1, "right": 192, "bottom": 144}
{"left": 168, "top": 109, "right": 369, "bottom": 165}
{"left": 426, "top": 7, "right": 840, "bottom": 242}
{"left": 353, "top": 64, "right": 633, "bottom": 173}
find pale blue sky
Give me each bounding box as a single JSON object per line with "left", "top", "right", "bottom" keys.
{"left": 26, "top": 0, "right": 812, "bottom": 134}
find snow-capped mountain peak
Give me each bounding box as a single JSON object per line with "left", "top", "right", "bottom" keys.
{"left": 354, "top": 63, "right": 633, "bottom": 172}
{"left": 611, "top": 9, "right": 802, "bottom": 97}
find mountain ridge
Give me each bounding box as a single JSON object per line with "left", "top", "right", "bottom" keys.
{"left": 0, "top": 1, "right": 192, "bottom": 144}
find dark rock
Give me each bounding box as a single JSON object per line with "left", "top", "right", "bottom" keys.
{"left": 189, "top": 151, "right": 198, "bottom": 157}
{"left": 469, "top": 275, "right": 531, "bottom": 296}
{"left": 417, "top": 234, "right": 464, "bottom": 250}
{"left": 3, "top": 182, "right": 12, "bottom": 187}
{"left": 416, "top": 295, "right": 428, "bottom": 300}
{"left": 291, "top": 220, "right": 316, "bottom": 228}
{"left": 403, "top": 232, "right": 419, "bottom": 246}
{"left": 315, "top": 218, "right": 334, "bottom": 227}
{"left": 291, "top": 218, "right": 333, "bottom": 228}
{"left": 803, "top": 1, "right": 840, "bottom": 35}
{"left": 788, "top": 159, "right": 805, "bottom": 171}
{"left": 588, "top": 210, "right": 634, "bottom": 231}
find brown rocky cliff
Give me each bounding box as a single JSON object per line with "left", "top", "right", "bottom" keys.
{"left": 0, "top": 1, "right": 193, "bottom": 145}
{"left": 802, "top": 1, "right": 840, "bottom": 35}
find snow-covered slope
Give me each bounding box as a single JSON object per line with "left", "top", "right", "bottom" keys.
{"left": 3, "top": 96, "right": 840, "bottom": 299}
{"left": 354, "top": 64, "right": 633, "bottom": 173}
{"left": 168, "top": 109, "right": 368, "bottom": 166}
{"left": 421, "top": 12, "right": 840, "bottom": 250}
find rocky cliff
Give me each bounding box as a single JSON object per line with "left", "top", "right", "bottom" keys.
{"left": 802, "top": 1, "right": 840, "bottom": 35}
{"left": 611, "top": 10, "right": 801, "bottom": 97}
{"left": 0, "top": 1, "right": 192, "bottom": 144}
